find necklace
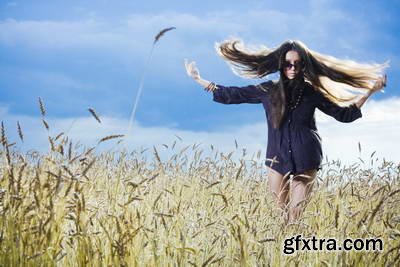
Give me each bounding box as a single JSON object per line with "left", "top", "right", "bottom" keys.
{"left": 287, "top": 86, "right": 304, "bottom": 110}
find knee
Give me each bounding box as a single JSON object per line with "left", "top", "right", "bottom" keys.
{"left": 293, "top": 169, "right": 317, "bottom": 183}
{"left": 268, "top": 182, "right": 279, "bottom": 200}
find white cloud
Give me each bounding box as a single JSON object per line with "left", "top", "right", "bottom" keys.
{"left": 315, "top": 97, "right": 400, "bottom": 164}
{"left": 0, "top": 7, "right": 382, "bottom": 58}
{"left": 13, "top": 68, "right": 94, "bottom": 91}
{"left": 1, "top": 7, "right": 389, "bottom": 95}
{"left": 1, "top": 97, "right": 399, "bottom": 169}
{"left": 0, "top": 19, "right": 131, "bottom": 49}
{"left": 0, "top": 6, "right": 390, "bottom": 88}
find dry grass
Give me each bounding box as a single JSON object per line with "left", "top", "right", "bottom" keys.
{"left": 0, "top": 120, "right": 399, "bottom": 266}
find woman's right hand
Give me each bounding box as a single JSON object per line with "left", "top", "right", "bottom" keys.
{"left": 184, "top": 59, "right": 201, "bottom": 81}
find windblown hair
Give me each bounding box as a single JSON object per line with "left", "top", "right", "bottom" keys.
{"left": 215, "top": 39, "right": 389, "bottom": 129}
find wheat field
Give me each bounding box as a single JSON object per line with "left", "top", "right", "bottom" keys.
{"left": 1, "top": 115, "right": 400, "bottom": 266}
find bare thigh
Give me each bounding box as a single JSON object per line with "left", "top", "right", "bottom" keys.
{"left": 291, "top": 169, "right": 318, "bottom": 202}
{"left": 266, "top": 166, "right": 290, "bottom": 205}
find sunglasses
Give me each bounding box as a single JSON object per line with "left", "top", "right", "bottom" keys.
{"left": 282, "top": 61, "right": 304, "bottom": 70}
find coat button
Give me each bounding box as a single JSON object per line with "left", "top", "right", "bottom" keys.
{"left": 289, "top": 150, "right": 292, "bottom": 153}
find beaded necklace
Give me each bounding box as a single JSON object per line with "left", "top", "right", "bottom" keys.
{"left": 287, "top": 84, "right": 304, "bottom": 110}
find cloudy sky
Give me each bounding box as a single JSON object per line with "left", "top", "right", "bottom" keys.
{"left": 0, "top": 0, "right": 399, "bottom": 167}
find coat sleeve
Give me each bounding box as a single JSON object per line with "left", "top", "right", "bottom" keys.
{"left": 314, "top": 89, "right": 362, "bottom": 123}
{"left": 212, "top": 82, "right": 269, "bottom": 104}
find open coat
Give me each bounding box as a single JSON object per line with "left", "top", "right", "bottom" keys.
{"left": 212, "top": 80, "right": 362, "bottom": 176}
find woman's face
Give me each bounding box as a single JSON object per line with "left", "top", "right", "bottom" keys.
{"left": 283, "top": 50, "right": 302, "bottom": 80}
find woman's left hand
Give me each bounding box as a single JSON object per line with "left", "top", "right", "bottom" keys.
{"left": 371, "top": 74, "right": 387, "bottom": 93}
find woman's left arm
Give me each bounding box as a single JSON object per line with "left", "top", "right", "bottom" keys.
{"left": 315, "top": 93, "right": 363, "bottom": 123}
{"left": 315, "top": 75, "right": 387, "bottom": 123}
{"left": 355, "top": 75, "right": 387, "bottom": 109}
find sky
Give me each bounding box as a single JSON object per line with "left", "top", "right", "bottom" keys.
{"left": 0, "top": 0, "right": 399, "bottom": 167}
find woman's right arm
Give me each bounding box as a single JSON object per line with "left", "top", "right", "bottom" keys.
{"left": 184, "top": 59, "right": 267, "bottom": 104}
{"left": 211, "top": 83, "right": 265, "bottom": 104}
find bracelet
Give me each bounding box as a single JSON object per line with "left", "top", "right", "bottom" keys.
{"left": 204, "top": 82, "right": 217, "bottom": 92}
{"left": 205, "top": 82, "right": 213, "bottom": 91}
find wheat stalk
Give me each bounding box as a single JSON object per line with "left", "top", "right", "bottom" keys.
{"left": 98, "top": 134, "right": 124, "bottom": 144}
{"left": 16, "top": 121, "right": 24, "bottom": 142}
{"left": 0, "top": 131, "right": 398, "bottom": 266}
{"left": 127, "top": 27, "right": 176, "bottom": 137}
{"left": 1, "top": 121, "right": 6, "bottom": 146}
{"left": 42, "top": 119, "right": 49, "bottom": 131}
{"left": 38, "top": 97, "right": 46, "bottom": 116}
{"left": 54, "top": 132, "right": 64, "bottom": 141}
{"left": 88, "top": 108, "right": 101, "bottom": 123}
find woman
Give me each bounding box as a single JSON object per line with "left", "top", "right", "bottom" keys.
{"left": 184, "top": 39, "right": 388, "bottom": 223}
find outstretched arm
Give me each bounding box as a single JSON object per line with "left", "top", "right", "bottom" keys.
{"left": 184, "top": 59, "right": 267, "bottom": 104}
{"left": 315, "top": 91, "right": 362, "bottom": 123}
{"left": 211, "top": 83, "right": 266, "bottom": 104}
{"left": 314, "top": 75, "right": 386, "bottom": 122}
{"left": 184, "top": 59, "right": 213, "bottom": 89}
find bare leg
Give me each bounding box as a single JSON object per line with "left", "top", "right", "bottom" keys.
{"left": 288, "top": 169, "right": 317, "bottom": 223}
{"left": 266, "top": 166, "right": 290, "bottom": 211}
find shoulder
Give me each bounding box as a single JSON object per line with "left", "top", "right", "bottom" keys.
{"left": 304, "top": 81, "right": 322, "bottom": 99}
{"left": 255, "top": 80, "right": 275, "bottom": 93}
{"left": 304, "top": 81, "right": 315, "bottom": 93}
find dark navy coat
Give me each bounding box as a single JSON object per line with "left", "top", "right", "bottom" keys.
{"left": 212, "top": 80, "right": 362, "bottom": 176}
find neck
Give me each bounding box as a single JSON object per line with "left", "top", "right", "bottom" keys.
{"left": 282, "top": 75, "right": 304, "bottom": 91}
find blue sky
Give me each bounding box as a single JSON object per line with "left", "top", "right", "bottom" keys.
{"left": 1, "top": 0, "right": 399, "bottom": 164}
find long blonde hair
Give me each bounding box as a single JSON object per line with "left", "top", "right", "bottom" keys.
{"left": 216, "top": 39, "right": 388, "bottom": 103}
{"left": 215, "top": 39, "right": 389, "bottom": 128}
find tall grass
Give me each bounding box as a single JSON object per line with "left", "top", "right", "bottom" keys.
{"left": 0, "top": 117, "right": 399, "bottom": 266}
